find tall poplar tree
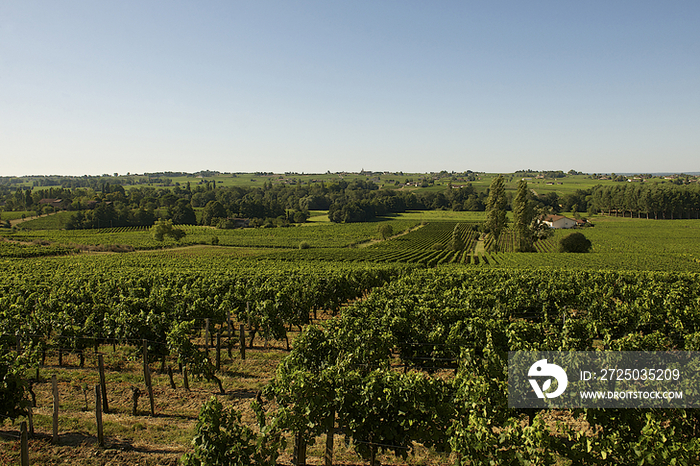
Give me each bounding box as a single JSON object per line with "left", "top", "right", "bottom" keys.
{"left": 484, "top": 175, "right": 507, "bottom": 252}
{"left": 513, "top": 180, "right": 534, "bottom": 252}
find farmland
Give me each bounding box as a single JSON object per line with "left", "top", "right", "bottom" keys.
{"left": 2, "top": 198, "right": 700, "bottom": 464}
{"left": 3, "top": 249, "right": 700, "bottom": 464}
{"left": 3, "top": 219, "right": 420, "bottom": 251}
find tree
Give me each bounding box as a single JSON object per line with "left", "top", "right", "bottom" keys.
{"left": 451, "top": 224, "right": 465, "bottom": 251}
{"left": 378, "top": 224, "right": 393, "bottom": 240}
{"left": 170, "top": 199, "right": 197, "bottom": 225}
{"left": 559, "top": 232, "right": 592, "bottom": 253}
{"left": 202, "top": 200, "right": 227, "bottom": 226}
{"left": 513, "top": 180, "right": 534, "bottom": 252}
{"left": 151, "top": 219, "right": 186, "bottom": 242}
{"left": 530, "top": 215, "right": 553, "bottom": 241}
{"left": 484, "top": 175, "right": 507, "bottom": 252}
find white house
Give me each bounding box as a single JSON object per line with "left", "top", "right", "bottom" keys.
{"left": 542, "top": 214, "right": 578, "bottom": 229}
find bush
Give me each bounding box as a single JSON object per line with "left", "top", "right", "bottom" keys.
{"left": 299, "top": 241, "right": 310, "bottom": 250}
{"left": 180, "top": 397, "right": 281, "bottom": 466}
{"left": 0, "top": 350, "right": 30, "bottom": 420}
{"left": 378, "top": 224, "right": 393, "bottom": 240}
{"left": 151, "top": 219, "right": 186, "bottom": 242}
{"left": 559, "top": 232, "right": 592, "bottom": 253}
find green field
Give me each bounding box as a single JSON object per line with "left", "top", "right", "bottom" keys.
{"left": 3, "top": 218, "right": 420, "bottom": 251}
{"left": 0, "top": 210, "right": 36, "bottom": 221}
{"left": 4, "top": 211, "right": 700, "bottom": 272}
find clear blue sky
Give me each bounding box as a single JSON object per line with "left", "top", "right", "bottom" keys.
{"left": 2, "top": 1, "right": 698, "bottom": 176}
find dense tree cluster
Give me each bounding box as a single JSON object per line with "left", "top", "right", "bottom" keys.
{"left": 515, "top": 182, "right": 700, "bottom": 220}
{"left": 587, "top": 183, "right": 700, "bottom": 219}
{"left": 2, "top": 175, "right": 698, "bottom": 229}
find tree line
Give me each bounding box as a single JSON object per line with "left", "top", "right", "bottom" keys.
{"left": 2, "top": 177, "right": 698, "bottom": 229}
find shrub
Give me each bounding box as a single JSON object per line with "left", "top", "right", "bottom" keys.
{"left": 378, "top": 224, "right": 393, "bottom": 240}
{"left": 151, "top": 219, "right": 186, "bottom": 242}
{"left": 180, "top": 397, "right": 281, "bottom": 466}
{"left": 299, "top": 241, "right": 310, "bottom": 250}
{"left": 559, "top": 232, "right": 592, "bottom": 253}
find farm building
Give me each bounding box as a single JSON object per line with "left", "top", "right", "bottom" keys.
{"left": 541, "top": 214, "right": 578, "bottom": 229}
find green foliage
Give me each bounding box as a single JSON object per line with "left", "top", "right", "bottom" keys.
{"left": 298, "top": 240, "right": 310, "bottom": 249}
{"left": 0, "top": 240, "right": 77, "bottom": 258}
{"left": 560, "top": 232, "right": 592, "bottom": 253}
{"left": 328, "top": 199, "right": 377, "bottom": 223}
{"left": 338, "top": 369, "right": 454, "bottom": 460}
{"left": 170, "top": 199, "right": 197, "bottom": 225}
{"left": 378, "top": 223, "right": 393, "bottom": 240}
{"left": 265, "top": 324, "right": 340, "bottom": 444}
{"left": 167, "top": 320, "right": 223, "bottom": 393}
{"left": 201, "top": 201, "right": 228, "bottom": 226}
{"left": 151, "top": 219, "right": 186, "bottom": 242}
{"left": 513, "top": 180, "right": 535, "bottom": 252}
{"left": 0, "top": 350, "right": 30, "bottom": 420}
{"left": 484, "top": 175, "right": 508, "bottom": 251}
{"left": 4, "top": 247, "right": 700, "bottom": 464}
{"left": 264, "top": 267, "right": 700, "bottom": 464}
{"left": 180, "top": 397, "right": 282, "bottom": 466}
{"left": 451, "top": 223, "right": 465, "bottom": 250}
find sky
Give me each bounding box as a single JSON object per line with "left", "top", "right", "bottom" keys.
{"left": 1, "top": 1, "right": 699, "bottom": 176}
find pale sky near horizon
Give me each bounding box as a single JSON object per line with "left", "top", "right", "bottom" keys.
{"left": 1, "top": 1, "right": 698, "bottom": 176}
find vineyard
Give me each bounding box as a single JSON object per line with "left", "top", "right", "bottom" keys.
{"left": 490, "top": 229, "right": 560, "bottom": 253}
{"left": 2, "top": 214, "right": 700, "bottom": 464}
{"left": 3, "top": 259, "right": 700, "bottom": 464}
{"left": 4, "top": 219, "right": 421, "bottom": 251}
{"left": 274, "top": 222, "right": 502, "bottom": 266}
{"left": 0, "top": 240, "right": 78, "bottom": 258}
{"left": 273, "top": 222, "right": 569, "bottom": 267}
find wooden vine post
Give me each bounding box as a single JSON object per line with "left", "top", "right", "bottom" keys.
{"left": 27, "top": 404, "right": 34, "bottom": 437}
{"left": 239, "top": 323, "right": 246, "bottom": 360}
{"left": 98, "top": 354, "right": 108, "bottom": 413}
{"left": 325, "top": 409, "right": 335, "bottom": 466}
{"left": 215, "top": 331, "right": 221, "bottom": 372}
{"left": 227, "top": 313, "right": 234, "bottom": 357}
{"left": 95, "top": 385, "right": 104, "bottom": 447}
{"left": 131, "top": 387, "right": 140, "bottom": 416}
{"left": 20, "top": 421, "right": 29, "bottom": 466}
{"left": 52, "top": 375, "right": 59, "bottom": 444}
{"left": 167, "top": 366, "right": 176, "bottom": 389}
{"left": 204, "top": 318, "right": 210, "bottom": 355}
{"left": 142, "top": 340, "right": 155, "bottom": 416}
{"left": 293, "top": 433, "right": 307, "bottom": 466}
